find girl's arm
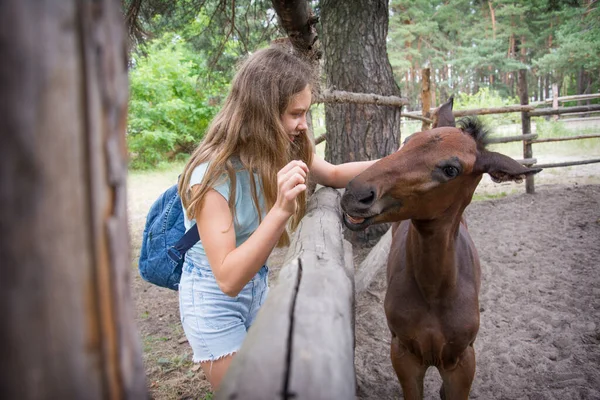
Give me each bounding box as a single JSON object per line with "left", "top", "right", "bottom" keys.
{"left": 195, "top": 160, "right": 308, "bottom": 297}
{"left": 309, "top": 153, "right": 378, "bottom": 189}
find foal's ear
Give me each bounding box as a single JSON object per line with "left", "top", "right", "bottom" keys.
{"left": 433, "top": 96, "right": 455, "bottom": 128}
{"left": 475, "top": 150, "right": 542, "bottom": 183}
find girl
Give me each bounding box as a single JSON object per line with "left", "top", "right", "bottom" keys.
{"left": 177, "top": 46, "right": 377, "bottom": 390}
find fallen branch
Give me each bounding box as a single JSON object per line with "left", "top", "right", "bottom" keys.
{"left": 314, "top": 134, "right": 325, "bottom": 145}
{"left": 402, "top": 113, "right": 433, "bottom": 123}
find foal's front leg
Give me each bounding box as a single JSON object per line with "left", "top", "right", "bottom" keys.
{"left": 438, "top": 344, "right": 476, "bottom": 400}
{"left": 390, "top": 334, "right": 427, "bottom": 400}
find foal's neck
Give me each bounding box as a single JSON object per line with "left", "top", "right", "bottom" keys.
{"left": 407, "top": 210, "right": 465, "bottom": 301}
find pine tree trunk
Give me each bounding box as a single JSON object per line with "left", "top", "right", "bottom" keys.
{"left": 320, "top": 0, "right": 401, "bottom": 164}
{"left": 320, "top": 0, "right": 400, "bottom": 244}
{"left": 441, "top": 65, "right": 449, "bottom": 100}
{"left": 0, "top": 1, "right": 147, "bottom": 398}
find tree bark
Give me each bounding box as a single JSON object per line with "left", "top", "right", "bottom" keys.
{"left": 441, "top": 65, "right": 449, "bottom": 101}
{"left": 421, "top": 68, "right": 432, "bottom": 131}
{"left": 320, "top": 0, "right": 401, "bottom": 244}
{"left": 488, "top": 1, "right": 496, "bottom": 39}
{"left": 0, "top": 1, "right": 146, "bottom": 398}
{"left": 320, "top": 0, "right": 401, "bottom": 163}
{"left": 271, "top": 0, "right": 319, "bottom": 58}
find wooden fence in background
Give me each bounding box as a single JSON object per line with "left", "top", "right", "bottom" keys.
{"left": 314, "top": 68, "right": 600, "bottom": 194}
{"left": 415, "top": 71, "right": 600, "bottom": 194}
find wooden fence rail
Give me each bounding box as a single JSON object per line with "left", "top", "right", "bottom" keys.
{"left": 534, "top": 158, "right": 600, "bottom": 169}
{"left": 216, "top": 187, "right": 355, "bottom": 400}
{"left": 528, "top": 104, "right": 600, "bottom": 117}
{"left": 487, "top": 134, "right": 538, "bottom": 144}
{"left": 533, "top": 93, "right": 600, "bottom": 105}
{"left": 531, "top": 134, "right": 600, "bottom": 144}
{"left": 312, "top": 71, "right": 599, "bottom": 194}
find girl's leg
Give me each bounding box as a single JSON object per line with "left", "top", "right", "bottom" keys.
{"left": 179, "top": 262, "right": 253, "bottom": 390}
{"left": 179, "top": 263, "right": 269, "bottom": 391}
{"left": 201, "top": 353, "right": 235, "bottom": 390}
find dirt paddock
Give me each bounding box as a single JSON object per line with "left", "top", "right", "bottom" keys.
{"left": 353, "top": 184, "right": 600, "bottom": 399}
{"left": 132, "top": 182, "right": 600, "bottom": 399}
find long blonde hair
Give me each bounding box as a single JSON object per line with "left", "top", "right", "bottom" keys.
{"left": 178, "top": 46, "right": 315, "bottom": 247}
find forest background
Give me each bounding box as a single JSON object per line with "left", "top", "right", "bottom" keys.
{"left": 125, "top": 0, "right": 600, "bottom": 169}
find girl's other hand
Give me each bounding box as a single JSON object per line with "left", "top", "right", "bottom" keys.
{"left": 275, "top": 160, "right": 308, "bottom": 217}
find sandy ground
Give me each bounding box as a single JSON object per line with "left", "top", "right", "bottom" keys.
{"left": 129, "top": 163, "right": 600, "bottom": 399}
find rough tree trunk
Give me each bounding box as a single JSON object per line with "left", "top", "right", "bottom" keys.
{"left": 320, "top": 0, "right": 400, "bottom": 162}
{"left": 320, "top": 0, "right": 401, "bottom": 244}
{"left": 0, "top": 1, "right": 146, "bottom": 398}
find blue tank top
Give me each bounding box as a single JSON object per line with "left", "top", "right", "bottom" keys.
{"left": 182, "top": 160, "right": 267, "bottom": 266}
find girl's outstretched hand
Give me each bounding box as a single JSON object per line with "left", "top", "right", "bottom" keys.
{"left": 275, "top": 160, "right": 308, "bottom": 218}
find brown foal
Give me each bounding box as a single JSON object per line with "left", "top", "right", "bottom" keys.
{"left": 341, "top": 99, "right": 541, "bottom": 399}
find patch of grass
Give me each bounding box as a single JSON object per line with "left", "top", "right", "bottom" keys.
{"left": 142, "top": 336, "right": 155, "bottom": 353}
{"left": 143, "top": 335, "right": 174, "bottom": 353}
{"left": 170, "top": 323, "right": 185, "bottom": 337}
{"left": 156, "top": 353, "right": 192, "bottom": 373}
{"left": 472, "top": 191, "right": 510, "bottom": 202}
{"left": 142, "top": 335, "right": 159, "bottom": 353}
{"left": 128, "top": 160, "right": 185, "bottom": 184}
{"left": 533, "top": 119, "right": 600, "bottom": 157}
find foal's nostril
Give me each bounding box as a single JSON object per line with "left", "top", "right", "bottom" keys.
{"left": 358, "top": 190, "right": 376, "bottom": 205}
{"left": 343, "top": 180, "right": 377, "bottom": 210}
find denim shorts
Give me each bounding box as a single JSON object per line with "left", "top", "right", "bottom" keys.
{"left": 178, "top": 258, "right": 269, "bottom": 363}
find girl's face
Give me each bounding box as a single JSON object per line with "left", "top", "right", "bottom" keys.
{"left": 281, "top": 85, "right": 311, "bottom": 144}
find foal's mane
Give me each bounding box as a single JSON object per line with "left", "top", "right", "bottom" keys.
{"left": 457, "top": 116, "right": 491, "bottom": 150}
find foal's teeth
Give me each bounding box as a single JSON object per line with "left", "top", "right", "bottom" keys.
{"left": 346, "top": 214, "right": 365, "bottom": 224}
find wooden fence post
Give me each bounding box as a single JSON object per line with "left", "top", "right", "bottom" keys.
{"left": 421, "top": 68, "right": 432, "bottom": 131}
{"left": 518, "top": 69, "right": 535, "bottom": 194}
{"left": 0, "top": 2, "right": 147, "bottom": 399}
{"left": 552, "top": 83, "right": 559, "bottom": 121}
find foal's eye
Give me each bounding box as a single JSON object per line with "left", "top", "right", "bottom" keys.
{"left": 443, "top": 166, "right": 459, "bottom": 178}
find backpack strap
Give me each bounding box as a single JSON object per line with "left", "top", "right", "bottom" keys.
{"left": 166, "top": 224, "right": 200, "bottom": 265}
{"left": 176, "top": 223, "right": 200, "bottom": 253}
{"left": 167, "top": 175, "right": 201, "bottom": 265}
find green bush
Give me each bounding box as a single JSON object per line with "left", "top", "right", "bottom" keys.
{"left": 127, "top": 34, "right": 227, "bottom": 169}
